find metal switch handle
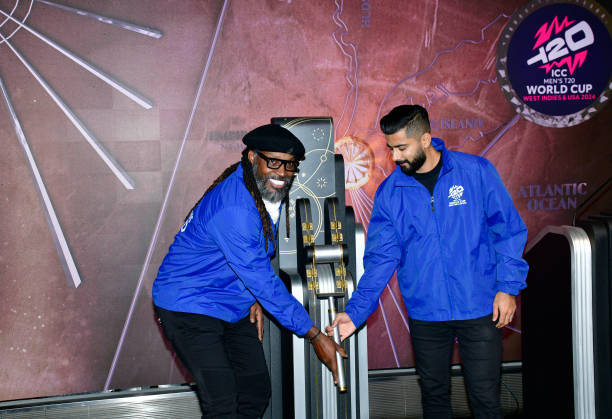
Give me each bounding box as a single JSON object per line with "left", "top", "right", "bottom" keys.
{"left": 328, "top": 296, "right": 347, "bottom": 393}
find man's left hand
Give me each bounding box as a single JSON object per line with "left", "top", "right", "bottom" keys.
{"left": 492, "top": 291, "right": 516, "bottom": 329}
{"left": 306, "top": 327, "right": 348, "bottom": 385}
{"left": 250, "top": 301, "right": 264, "bottom": 342}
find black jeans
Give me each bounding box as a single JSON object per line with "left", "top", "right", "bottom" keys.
{"left": 155, "top": 306, "right": 271, "bottom": 419}
{"left": 409, "top": 314, "right": 502, "bottom": 419}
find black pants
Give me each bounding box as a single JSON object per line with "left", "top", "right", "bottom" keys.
{"left": 409, "top": 314, "right": 502, "bottom": 419}
{"left": 155, "top": 306, "right": 271, "bottom": 419}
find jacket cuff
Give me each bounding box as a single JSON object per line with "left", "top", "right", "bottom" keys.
{"left": 297, "top": 318, "right": 314, "bottom": 337}
{"left": 497, "top": 282, "right": 523, "bottom": 296}
{"left": 345, "top": 306, "right": 364, "bottom": 330}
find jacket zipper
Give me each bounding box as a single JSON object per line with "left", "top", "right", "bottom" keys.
{"left": 429, "top": 179, "right": 454, "bottom": 320}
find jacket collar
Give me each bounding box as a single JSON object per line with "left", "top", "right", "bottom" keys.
{"left": 393, "top": 137, "right": 453, "bottom": 186}
{"left": 236, "top": 162, "right": 245, "bottom": 178}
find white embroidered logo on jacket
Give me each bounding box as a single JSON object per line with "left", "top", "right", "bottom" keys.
{"left": 181, "top": 212, "right": 194, "bottom": 232}
{"left": 448, "top": 185, "right": 467, "bottom": 207}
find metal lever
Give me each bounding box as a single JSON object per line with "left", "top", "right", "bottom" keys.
{"left": 328, "top": 296, "right": 347, "bottom": 392}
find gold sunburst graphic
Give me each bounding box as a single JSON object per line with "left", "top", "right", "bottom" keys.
{"left": 335, "top": 136, "right": 374, "bottom": 190}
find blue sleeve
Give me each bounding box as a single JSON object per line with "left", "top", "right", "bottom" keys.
{"left": 207, "top": 207, "right": 313, "bottom": 335}
{"left": 481, "top": 159, "right": 529, "bottom": 295}
{"left": 344, "top": 189, "right": 401, "bottom": 328}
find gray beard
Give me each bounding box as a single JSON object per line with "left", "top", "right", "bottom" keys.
{"left": 252, "top": 162, "right": 293, "bottom": 203}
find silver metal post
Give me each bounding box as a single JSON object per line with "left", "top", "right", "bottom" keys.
{"left": 327, "top": 296, "right": 347, "bottom": 392}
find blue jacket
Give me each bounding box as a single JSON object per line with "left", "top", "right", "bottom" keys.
{"left": 345, "top": 138, "right": 528, "bottom": 327}
{"left": 152, "top": 164, "right": 313, "bottom": 336}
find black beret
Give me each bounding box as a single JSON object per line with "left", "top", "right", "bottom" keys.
{"left": 242, "top": 124, "right": 305, "bottom": 159}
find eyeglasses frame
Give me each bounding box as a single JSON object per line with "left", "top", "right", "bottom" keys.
{"left": 255, "top": 150, "right": 300, "bottom": 173}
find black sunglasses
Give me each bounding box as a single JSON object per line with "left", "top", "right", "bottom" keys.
{"left": 256, "top": 151, "right": 300, "bottom": 172}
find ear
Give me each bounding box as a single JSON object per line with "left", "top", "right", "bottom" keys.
{"left": 420, "top": 132, "right": 432, "bottom": 148}
{"left": 248, "top": 149, "right": 256, "bottom": 165}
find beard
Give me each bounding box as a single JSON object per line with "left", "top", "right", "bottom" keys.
{"left": 252, "top": 163, "right": 294, "bottom": 203}
{"left": 396, "top": 146, "right": 426, "bottom": 176}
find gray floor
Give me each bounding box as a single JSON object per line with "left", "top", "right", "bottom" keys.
{"left": 0, "top": 370, "right": 523, "bottom": 419}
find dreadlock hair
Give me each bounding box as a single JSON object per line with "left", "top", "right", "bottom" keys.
{"left": 184, "top": 148, "right": 291, "bottom": 251}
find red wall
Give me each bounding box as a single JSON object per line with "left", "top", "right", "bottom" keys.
{"left": 0, "top": 0, "right": 609, "bottom": 400}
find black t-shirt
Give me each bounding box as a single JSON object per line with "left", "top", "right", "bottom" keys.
{"left": 412, "top": 153, "right": 443, "bottom": 196}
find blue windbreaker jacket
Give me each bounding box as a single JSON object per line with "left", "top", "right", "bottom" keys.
{"left": 345, "top": 138, "right": 528, "bottom": 327}
{"left": 152, "top": 164, "right": 313, "bottom": 336}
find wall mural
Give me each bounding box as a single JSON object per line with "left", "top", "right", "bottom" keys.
{"left": 0, "top": 0, "right": 610, "bottom": 401}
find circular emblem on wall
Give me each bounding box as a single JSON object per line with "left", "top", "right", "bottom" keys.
{"left": 496, "top": 0, "right": 612, "bottom": 127}
{"left": 335, "top": 136, "right": 374, "bottom": 190}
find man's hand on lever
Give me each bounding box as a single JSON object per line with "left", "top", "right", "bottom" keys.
{"left": 249, "top": 301, "right": 264, "bottom": 342}
{"left": 305, "top": 326, "right": 347, "bottom": 384}
{"left": 326, "top": 312, "right": 356, "bottom": 342}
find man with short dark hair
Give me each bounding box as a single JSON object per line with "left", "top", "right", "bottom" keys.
{"left": 329, "top": 105, "right": 528, "bottom": 418}
{"left": 153, "top": 124, "right": 346, "bottom": 419}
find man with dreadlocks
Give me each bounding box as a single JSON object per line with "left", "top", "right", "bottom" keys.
{"left": 152, "top": 124, "right": 346, "bottom": 419}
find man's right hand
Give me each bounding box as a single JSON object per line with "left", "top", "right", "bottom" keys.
{"left": 326, "top": 312, "right": 356, "bottom": 342}
{"left": 305, "top": 327, "right": 347, "bottom": 384}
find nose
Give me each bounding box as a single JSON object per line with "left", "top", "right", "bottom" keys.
{"left": 391, "top": 148, "right": 402, "bottom": 162}
{"left": 274, "top": 164, "right": 288, "bottom": 178}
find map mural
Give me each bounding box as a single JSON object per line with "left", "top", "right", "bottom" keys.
{"left": 0, "top": 0, "right": 610, "bottom": 400}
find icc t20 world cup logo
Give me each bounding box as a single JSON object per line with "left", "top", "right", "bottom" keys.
{"left": 497, "top": 0, "right": 612, "bottom": 127}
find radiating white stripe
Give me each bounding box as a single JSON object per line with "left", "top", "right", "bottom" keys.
{"left": 0, "top": 8, "right": 154, "bottom": 109}
{"left": 36, "top": 0, "right": 163, "bottom": 39}
{"left": 0, "top": 34, "right": 135, "bottom": 189}
{"left": 0, "top": 76, "right": 81, "bottom": 287}
{"left": 104, "top": 0, "right": 231, "bottom": 390}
